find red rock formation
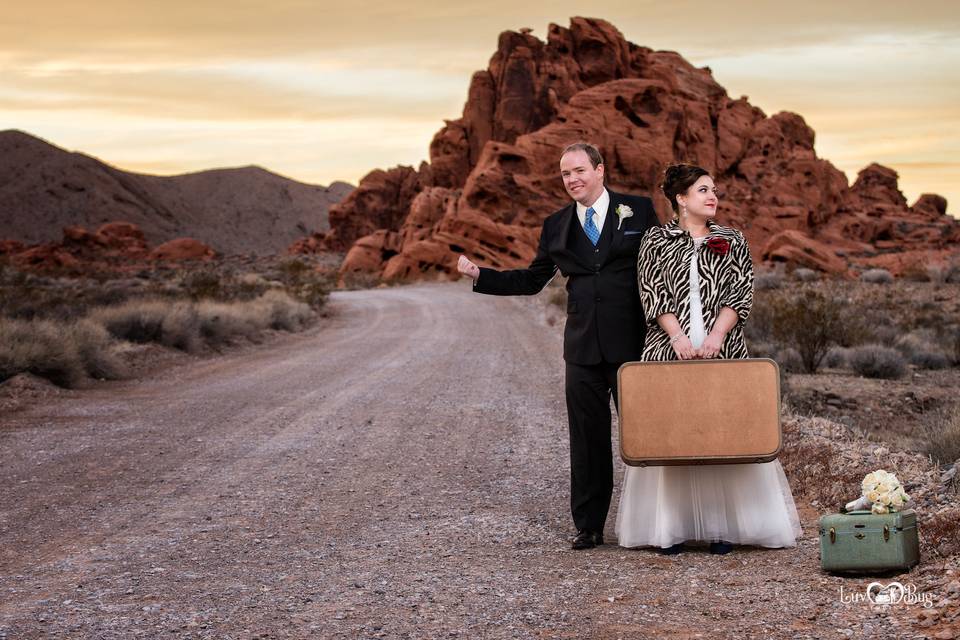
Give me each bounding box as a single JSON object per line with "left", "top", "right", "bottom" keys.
{"left": 149, "top": 238, "right": 216, "bottom": 262}
{"left": 4, "top": 221, "right": 216, "bottom": 272}
{"left": 292, "top": 17, "right": 956, "bottom": 280}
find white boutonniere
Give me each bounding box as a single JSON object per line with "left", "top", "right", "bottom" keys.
{"left": 615, "top": 204, "right": 633, "bottom": 230}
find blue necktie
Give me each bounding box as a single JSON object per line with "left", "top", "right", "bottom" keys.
{"left": 583, "top": 207, "right": 600, "bottom": 246}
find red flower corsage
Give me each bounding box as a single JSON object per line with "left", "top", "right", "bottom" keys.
{"left": 705, "top": 237, "right": 730, "bottom": 256}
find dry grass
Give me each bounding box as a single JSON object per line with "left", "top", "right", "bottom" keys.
{"left": 93, "top": 292, "right": 312, "bottom": 352}
{"left": 922, "top": 508, "right": 960, "bottom": 559}
{"left": 0, "top": 317, "right": 125, "bottom": 387}
{"left": 860, "top": 268, "right": 894, "bottom": 284}
{"left": 779, "top": 438, "right": 872, "bottom": 509}
{"left": 1, "top": 291, "right": 314, "bottom": 388}
{"left": 68, "top": 319, "right": 127, "bottom": 380}
{"left": 918, "top": 406, "right": 960, "bottom": 466}
{"left": 92, "top": 300, "right": 202, "bottom": 353}
{"left": 847, "top": 344, "right": 907, "bottom": 379}
{"left": 0, "top": 318, "right": 85, "bottom": 387}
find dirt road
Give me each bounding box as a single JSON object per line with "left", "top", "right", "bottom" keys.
{"left": 0, "top": 283, "right": 922, "bottom": 638}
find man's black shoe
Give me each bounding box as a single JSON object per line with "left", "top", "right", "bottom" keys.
{"left": 571, "top": 530, "right": 603, "bottom": 550}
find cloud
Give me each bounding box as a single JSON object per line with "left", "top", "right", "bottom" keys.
{"left": 0, "top": 4, "right": 957, "bottom": 211}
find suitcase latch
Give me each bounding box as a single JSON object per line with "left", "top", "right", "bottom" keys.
{"left": 829, "top": 527, "right": 836, "bottom": 544}
{"left": 883, "top": 524, "right": 890, "bottom": 542}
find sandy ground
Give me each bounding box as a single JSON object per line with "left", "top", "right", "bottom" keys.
{"left": 0, "top": 282, "right": 943, "bottom": 639}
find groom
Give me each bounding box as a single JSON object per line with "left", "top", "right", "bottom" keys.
{"left": 457, "top": 142, "right": 658, "bottom": 549}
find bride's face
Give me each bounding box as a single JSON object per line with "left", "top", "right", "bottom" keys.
{"left": 678, "top": 176, "right": 719, "bottom": 220}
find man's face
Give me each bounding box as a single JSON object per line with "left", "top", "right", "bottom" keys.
{"left": 560, "top": 150, "right": 604, "bottom": 205}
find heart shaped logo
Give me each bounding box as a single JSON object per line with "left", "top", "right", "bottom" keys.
{"left": 867, "top": 581, "right": 905, "bottom": 605}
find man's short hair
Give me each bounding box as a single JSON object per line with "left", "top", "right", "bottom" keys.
{"left": 561, "top": 142, "right": 604, "bottom": 169}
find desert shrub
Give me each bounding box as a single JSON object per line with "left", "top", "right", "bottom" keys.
{"left": 339, "top": 269, "right": 382, "bottom": 291}
{"left": 754, "top": 269, "right": 784, "bottom": 290}
{"left": 860, "top": 268, "right": 893, "bottom": 284}
{"left": 792, "top": 268, "right": 818, "bottom": 282}
{"left": 823, "top": 347, "right": 851, "bottom": 369}
{"left": 92, "top": 301, "right": 165, "bottom": 343}
{"left": 254, "top": 290, "right": 313, "bottom": 331}
{"left": 909, "top": 350, "right": 950, "bottom": 370}
{"left": 919, "top": 407, "right": 960, "bottom": 467}
{"left": 857, "top": 307, "right": 899, "bottom": 345}
{"left": 271, "top": 260, "right": 334, "bottom": 307}
{"left": 895, "top": 331, "right": 951, "bottom": 369}
{"left": 278, "top": 258, "right": 312, "bottom": 278}
{"left": 155, "top": 303, "right": 200, "bottom": 351}
{"left": 848, "top": 344, "right": 907, "bottom": 379}
{"left": 754, "top": 288, "right": 856, "bottom": 373}
{"left": 179, "top": 269, "right": 223, "bottom": 300}
{"left": 774, "top": 347, "right": 803, "bottom": 373}
{"left": 196, "top": 301, "right": 267, "bottom": 345}
{"left": 236, "top": 272, "right": 271, "bottom": 301}
{"left": 0, "top": 318, "right": 85, "bottom": 387}
{"left": 68, "top": 319, "right": 126, "bottom": 380}
{"left": 922, "top": 508, "right": 960, "bottom": 558}
{"left": 92, "top": 300, "right": 202, "bottom": 353}
{"left": 289, "top": 276, "right": 333, "bottom": 308}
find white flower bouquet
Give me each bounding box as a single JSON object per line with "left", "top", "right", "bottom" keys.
{"left": 845, "top": 469, "right": 910, "bottom": 514}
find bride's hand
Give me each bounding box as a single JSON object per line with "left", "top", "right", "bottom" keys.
{"left": 697, "top": 333, "right": 724, "bottom": 359}
{"left": 670, "top": 334, "right": 696, "bottom": 360}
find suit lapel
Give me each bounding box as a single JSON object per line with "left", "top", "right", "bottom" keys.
{"left": 601, "top": 190, "right": 624, "bottom": 266}
{"left": 551, "top": 202, "right": 577, "bottom": 254}
{"left": 550, "top": 202, "right": 592, "bottom": 270}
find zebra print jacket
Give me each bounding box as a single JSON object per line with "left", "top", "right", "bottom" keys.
{"left": 637, "top": 219, "right": 754, "bottom": 361}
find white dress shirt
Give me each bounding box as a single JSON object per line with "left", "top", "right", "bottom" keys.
{"left": 575, "top": 188, "right": 610, "bottom": 234}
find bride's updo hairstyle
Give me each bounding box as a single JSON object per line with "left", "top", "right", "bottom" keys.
{"left": 661, "top": 163, "right": 710, "bottom": 214}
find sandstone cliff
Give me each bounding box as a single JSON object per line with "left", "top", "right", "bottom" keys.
{"left": 301, "top": 17, "right": 957, "bottom": 280}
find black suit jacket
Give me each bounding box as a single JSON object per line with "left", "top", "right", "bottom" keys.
{"left": 474, "top": 190, "right": 659, "bottom": 365}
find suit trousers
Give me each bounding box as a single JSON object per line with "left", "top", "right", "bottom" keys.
{"left": 565, "top": 360, "right": 622, "bottom": 533}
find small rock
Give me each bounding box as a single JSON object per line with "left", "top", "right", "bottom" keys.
{"left": 933, "top": 631, "right": 956, "bottom": 640}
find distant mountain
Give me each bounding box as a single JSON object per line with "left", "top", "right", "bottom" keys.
{"left": 0, "top": 130, "right": 352, "bottom": 255}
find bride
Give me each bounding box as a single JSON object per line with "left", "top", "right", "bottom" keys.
{"left": 615, "top": 163, "right": 802, "bottom": 554}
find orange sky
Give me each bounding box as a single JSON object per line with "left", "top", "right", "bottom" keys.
{"left": 2, "top": 1, "right": 957, "bottom": 213}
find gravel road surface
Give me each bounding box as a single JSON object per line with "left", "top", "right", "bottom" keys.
{"left": 0, "top": 283, "right": 924, "bottom": 638}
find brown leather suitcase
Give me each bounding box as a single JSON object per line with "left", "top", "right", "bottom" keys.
{"left": 617, "top": 359, "right": 782, "bottom": 466}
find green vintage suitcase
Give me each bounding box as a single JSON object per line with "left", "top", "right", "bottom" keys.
{"left": 819, "top": 510, "right": 919, "bottom": 573}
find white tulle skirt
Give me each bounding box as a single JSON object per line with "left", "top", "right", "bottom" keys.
{"left": 615, "top": 460, "right": 802, "bottom": 549}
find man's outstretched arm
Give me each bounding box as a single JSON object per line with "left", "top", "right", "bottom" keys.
{"left": 456, "top": 229, "right": 557, "bottom": 296}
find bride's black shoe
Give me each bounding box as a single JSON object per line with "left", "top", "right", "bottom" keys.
{"left": 709, "top": 541, "right": 734, "bottom": 555}
{"left": 658, "top": 543, "right": 685, "bottom": 555}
